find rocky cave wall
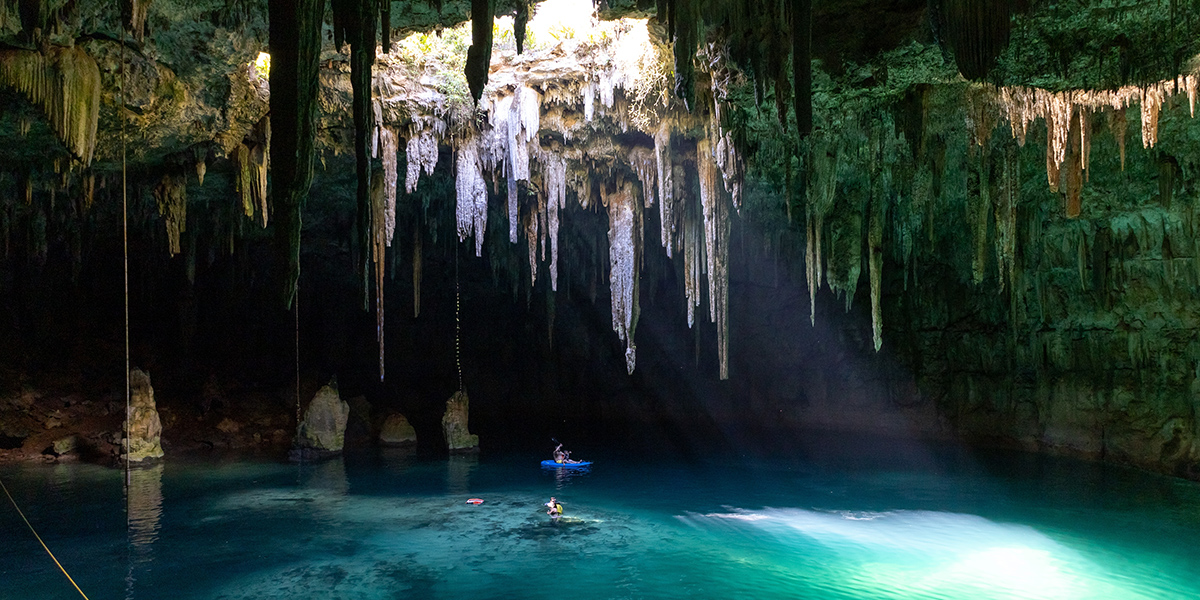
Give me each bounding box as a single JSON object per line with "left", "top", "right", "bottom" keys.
{"left": 1, "top": 0, "right": 1200, "bottom": 478}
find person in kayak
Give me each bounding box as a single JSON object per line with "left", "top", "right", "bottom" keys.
{"left": 553, "top": 443, "right": 581, "bottom": 464}
{"left": 545, "top": 497, "right": 563, "bottom": 517}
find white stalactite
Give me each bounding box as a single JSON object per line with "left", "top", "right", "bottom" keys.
{"left": 455, "top": 133, "right": 489, "bottom": 257}
{"left": 543, "top": 152, "right": 567, "bottom": 291}
{"left": 607, "top": 181, "right": 638, "bottom": 374}
{"left": 405, "top": 124, "right": 439, "bottom": 194}
{"left": 698, "top": 139, "right": 730, "bottom": 380}
{"left": 380, "top": 126, "right": 399, "bottom": 245}
{"left": 654, "top": 122, "right": 675, "bottom": 257}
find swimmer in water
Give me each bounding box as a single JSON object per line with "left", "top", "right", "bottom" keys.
{"left": 545, "top": 496, "right": 563, "bottom": 518}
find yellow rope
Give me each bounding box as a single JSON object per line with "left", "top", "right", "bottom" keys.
{"left": 0, "top": 477, "right": 92, "bottom": 600}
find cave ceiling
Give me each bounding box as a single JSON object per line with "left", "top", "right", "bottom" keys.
{"left": 2, "top": 0, "right": 1200, "bottom": 383}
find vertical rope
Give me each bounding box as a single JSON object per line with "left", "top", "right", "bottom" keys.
{"left": 456, "top": 241, "right": 462, "bottom": 392}
{"left": 295, "top": 280, "right": 301, "bottom": 430}
{"left": 120, "top": 4, "right": 130, "bottom": 495}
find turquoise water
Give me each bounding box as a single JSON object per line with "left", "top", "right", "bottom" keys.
{"left": 2, "top": 444, "right": 1200, "bottom": 600}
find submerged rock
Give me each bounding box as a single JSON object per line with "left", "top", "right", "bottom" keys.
{"left": 126, "top": 369, "right": 164, "bottom": 462}
{"left": 379, "top": 413, "right": 417, "bottom": 446}
{"left": 441, "top": 391, "right": 478, "bottom": 452}
{"left": 290, "top": 381, "right": 350, "bottom": 461}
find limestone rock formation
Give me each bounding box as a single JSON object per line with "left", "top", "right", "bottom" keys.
{"left": 441, "top": 391, "right": 478, "bottom": 452}
{"left": 125, "top": 369, "right": 164, "bottom": 462}
{"left": 291, "top": 382, "right": 350, "bottom": 461}
{"left": 379, "top": 413, "right": 417, "bottom": 446}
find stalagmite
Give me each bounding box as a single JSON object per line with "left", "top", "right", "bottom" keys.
{"left": 455, "top": 133, "right": 489, "bottom": 257}
{"left": 0, "top": 47, "right": 101, "bottom": 166}
{"left": 153, "top": 174, "right": 187, "bottom": 256}
{"left": 381, "top": 126, "right": 399, "bottom": 244}
{"left": 607, "top": 181, "right": 639, "bottom": 374}
{"left": 698, "top": 139, "right": 730, "bottom": 380}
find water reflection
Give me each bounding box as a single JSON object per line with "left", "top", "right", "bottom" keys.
{"left": 299, "top": 458, "right": 348, "bottom": 495}
{"left": 542, "top": 464, "right": 591, "bottom": 490}
{"left": 379, "top": 446, "right": 416, "bottom": 476}
{"left": 446, "top": 453, "right": 478, "bottom": 494}
{"left": 124, "top": 463, "right": 163, "bottom": 600}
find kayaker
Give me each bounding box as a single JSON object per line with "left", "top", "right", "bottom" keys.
{"left": 545, "top": 496, "right": 563, "bottom": 517}
{"left": 553, "top": 443, "right": 580, "bottom": 464}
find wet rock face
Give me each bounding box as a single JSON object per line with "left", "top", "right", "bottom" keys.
{"left": 379, "top": 413, "right": 416, "bottom": 446}
{"left": 441, "top": 391, "right": 478, "bottom": 451}
{"left": 295, "top": 383, "right": 350, "bottom": 454}
{"left": 126, "top": 368, "right": 164, "bottom": 461}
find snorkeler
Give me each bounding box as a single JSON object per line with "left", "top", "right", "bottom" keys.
{"left": 545, "top": 496, "right": 563, "bottom": 517}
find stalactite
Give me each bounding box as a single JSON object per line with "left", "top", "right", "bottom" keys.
{"left": 1140, "top": 85, "right": 1163, "bottom": 149}
{"left": 465, "top": 0, "right": 494, "bottom": 102}
{"left": 672, "top": 0, "right": 697, "bottom": 109}
{"left": 994, "top": 143, "right": 1018, "bottom": 294}
{"left": 82, "top": 172, "right": 94, "bottom": 211}
{"left": 543, "top": 150, "right": 566, "bottom": 291}
{"left": 868, "top": 200, "right": 883, "bottom": 352}
{"left": 405, "top": 123, "right": 439, "bottom": 194}
{"left": 456, "top": 132, "right": 489, "bottom": 257}
{"left": 606, "top": 180, "right": 639, "bottom": 374}
{"left": 793, "top": 0, "right": 813, "bottom": 137}
{"left": 654, "top": 122, "right": 676, "bottom": 257}
{"left": 683, "top": 185, "right": 701, "bottom": 328}
{"left": 233, "top": 143, "right": 255, "bottom": 218}
{"left": 350, "top": 0, "right": 378, "bottom": 296}
{"left": 698, "top": 138, "right": 729, "bottom": 380}
{"left": 0, "top": 47, "right": 101, "bottom": 166}
{"left": 514, "top": 0, "right": 529, "bottom": 54}
{"left": 526, "top": 195, "right": 540, "bottom": 288}
{"left": 250, "top": 117, "right": 270, "bottom": 228}
{"left": 371, "top": 170, "right": 387, "bottom": 381}
{"left": 194, "top": 147, "right": 207, "bottom": 186}
{"left": 123, "top": 0, "right": 152, "bottom": 42}
{"left": 380, "top": 126, "right": 398, "bottom": 244}
{"left": 153, "top": 174, "right": 186, "bottom": 256}
{"left": 935, "top": 0, "right": 1014, "bottom": 80}
{"left": 971, "top": 146, "right": 990, "bottom": 285}
{"left": 1064, "top": 111, "right": 1083, "bottom": 218}
{"left": 805, "top": 211, "right": 815, "bottom": 325}
{"left": 268, "top": 0, "right": 322, "bottom": 308}
{"left": 995, "top": 75, "right": 1197, "bottom": 197}
{"left": 1110, "top": 107, "right": 1128, "bottom": 171}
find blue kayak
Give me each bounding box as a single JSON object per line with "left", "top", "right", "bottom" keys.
{"left": 541, "top": 460, "right": 592, "bottom": 468}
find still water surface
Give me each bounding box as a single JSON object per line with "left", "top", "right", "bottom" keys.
{"left": 2, "top": 443, "right": 1199, "bottom": 600}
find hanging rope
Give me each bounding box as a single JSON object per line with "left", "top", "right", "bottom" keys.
{"left": 0, "top": 477, "right": 93, "bottom": 600}
{"left": 120, "top": 2, "right": 131, "bottom": 494}
{"left": 455, "top": 241, "right": 462, "bottom": 392}
{"left": 295, "top": 280, "right": 301, "bottom": 431}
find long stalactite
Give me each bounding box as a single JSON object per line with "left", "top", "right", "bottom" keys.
{"left": 268, "top": 0, "right": 323, "bottom": 310}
